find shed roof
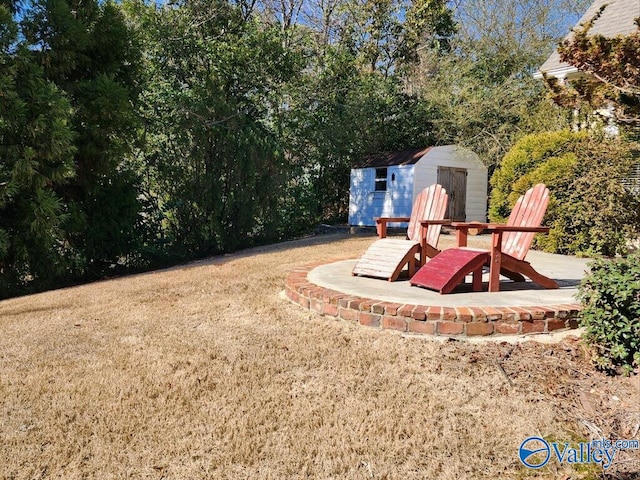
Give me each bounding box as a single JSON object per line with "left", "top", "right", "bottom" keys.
{"left": 357, "top": 147, "right": 432, "bottom": 168}
{"left": 535, "top": 0, "right": 640, "bottom": 79}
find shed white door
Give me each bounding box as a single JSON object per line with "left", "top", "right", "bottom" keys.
{"left": 437, "top": 166, "right": 467, "bottom": 221}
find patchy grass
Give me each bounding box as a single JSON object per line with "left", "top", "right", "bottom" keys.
{"left": 0, "top": 234, "right": 638, "bottom": 479}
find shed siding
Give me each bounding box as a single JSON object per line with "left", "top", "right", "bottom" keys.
{"left": 412, "top": 146, "right": 487, "bottom": 222}
{"left": 349, "top": 145, "right": 487, "bottom": 226}
{"left": 348, "top": 165, "right": 414, "bottom": 227}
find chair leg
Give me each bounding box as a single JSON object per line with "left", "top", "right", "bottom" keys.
{"left": 500, "top": 268, "right": 526, "bottom": 283}
{"left": 501, "top": 256, "right": 559, "bottom": 289}
{"left": 472, "top": 267, "right": 483, "bottom": 291}
{"left": 408, "top": 256, "right": 416, "bottom": 278}
{"left": 488, "top": 233, "right": 503, "bottom": 292}
{"left": 516, "top": 262, "right": 559, "bottom": 289}
{"left": 388, "top": 244, "right": 421, "bottom": 282}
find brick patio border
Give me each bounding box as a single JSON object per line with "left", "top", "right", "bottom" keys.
{"left": 284, "top": 260, "right": 582, "bottom": 337}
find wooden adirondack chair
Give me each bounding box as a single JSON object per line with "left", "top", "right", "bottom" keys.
{"left": 352, "top": 184, "right": 449, "bottom": 281}
{"left": 410, "top": 183, "right": 559, "bottom": 293}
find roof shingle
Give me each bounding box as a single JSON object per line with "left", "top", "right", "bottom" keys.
{"left": 356, "top": 147, "right": 432, "bottom": 168}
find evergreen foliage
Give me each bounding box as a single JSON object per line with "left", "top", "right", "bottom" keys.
{"left": 0, "top": 7, "right": 76, "bottom": 296}
{"left": 22, "top": 0, "right": 146, "bottom": 278}
{"left": 579, "top": 254, "right": 640, "bottom": 375}
{"left": 489, "top": 131, "right": 640, "bottom": 256}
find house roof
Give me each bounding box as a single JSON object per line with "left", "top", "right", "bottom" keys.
{"left": 534, "top": 0, "right": 640, "bottom": 79}
{"left": 357, "top": 147, "right": 432, "bottom": 168}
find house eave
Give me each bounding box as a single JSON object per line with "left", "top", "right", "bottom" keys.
{"left": 533, "top": 65, "right": 579, "bottom": 80}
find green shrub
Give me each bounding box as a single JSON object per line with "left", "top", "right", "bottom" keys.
{"left": 489, "top": 130, "right": 583, "bottom": 221}
{"left": 578, "top": 255, "right": 640, "bottom": 375}
{"left": 489, "top": 130, "right": 640, "bottom": 256}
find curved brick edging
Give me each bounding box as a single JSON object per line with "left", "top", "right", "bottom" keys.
{"left": 284, "top": 261, "right": 582, "bottom": 337}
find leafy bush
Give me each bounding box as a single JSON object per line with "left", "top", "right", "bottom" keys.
{"left": 578, "top": 255, "right": 640, "bottom": 375}
{"left": 489, "top": 130, "right": 640, "bottom": 256}
{"left": 489, "top": 130, "right": 582, "bottom": 220}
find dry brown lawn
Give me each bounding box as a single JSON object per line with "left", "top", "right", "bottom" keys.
{"left": 1, "top": 233, "right": 638, "bottom": 479}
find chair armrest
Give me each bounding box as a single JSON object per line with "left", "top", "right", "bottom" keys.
{"left": 451, "top": 222, "right": 549, "bottom": 233}
{"left": 374, "top": 217, "right": 411, "bottom": 238}
{"left": 451, "top": 222, "right": 490, "bottom": 247}
{"left": 375, "top": 217, "right": 411, "bottom": 223}
{"left": 455, "top": 223, "right": 550, "bottom": 247}
{"left": 420, "top": 219, "right": 452, "bottom": 226}
{"left": 450, "top": 222, "right": 490, "bottom": 229}
{"left": 484, "top": 225, "right": 550, "bottom": 233}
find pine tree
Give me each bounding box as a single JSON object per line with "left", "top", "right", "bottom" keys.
{"left": 0, "top": 7, "right": 76, "bottom": 296}
{"left": 21, "top": 0, "right": 145, "bottom": 277}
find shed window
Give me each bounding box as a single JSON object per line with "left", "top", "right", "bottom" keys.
{"left": 374, "top": 168, "right": 388, "bottom": 191}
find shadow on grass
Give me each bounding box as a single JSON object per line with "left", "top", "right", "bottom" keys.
{"left": 149, "top": 232, "right": 356, "bottom": 272}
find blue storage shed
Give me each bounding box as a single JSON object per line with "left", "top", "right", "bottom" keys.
{"left": 348, "top": 145, "right": 487, "bottom": 227}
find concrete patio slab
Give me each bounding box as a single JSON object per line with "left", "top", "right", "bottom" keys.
{"left": 284, "top": 235, "right": 592, "bottom": 337}
{"left": 308, "top": 248, "right": 590, "bottom": 307}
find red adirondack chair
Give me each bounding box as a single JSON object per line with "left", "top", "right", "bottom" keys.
{"left": 411, "top": 183, "right": 559, "bottom": 293}
{"left": 352, "top": 184, "right": 449, "bottom": 281}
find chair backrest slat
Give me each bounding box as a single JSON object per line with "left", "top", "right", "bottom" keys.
{"left": 407, "top": 184, "right": 448, "bottom": 243}
{"left": 502, "top": 184, "right": 550, "bottom": 261}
